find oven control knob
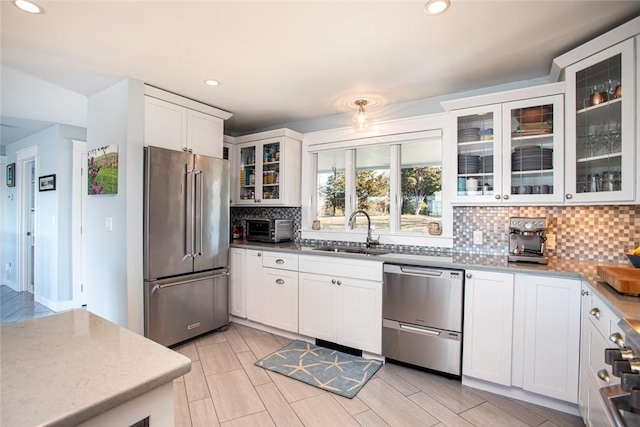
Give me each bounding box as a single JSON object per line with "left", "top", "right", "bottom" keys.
{"left": 612, "top": 359, "right": 640, "bottom": 377}
{"left": 524, "top": 222, "right": 533, "bottom": 230}
{"left": 605, "top": 347, "right": 635, "bottom": 365}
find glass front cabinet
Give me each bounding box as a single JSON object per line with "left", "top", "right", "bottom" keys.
{"left": 234, "top": 130, "right": 302, "bottom": 206}
{"left": 451, "top": 94, "right": 564, "bottom": 204}
{"left": 564, "top": 38, "right": 635, "bottom": 203}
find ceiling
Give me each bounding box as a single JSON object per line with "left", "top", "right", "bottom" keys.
{"left": 1, "top": 1, "right": 639, "bottom": 145}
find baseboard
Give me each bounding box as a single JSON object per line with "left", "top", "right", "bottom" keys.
{"left": 33, "top": 293, "right": 76, "bottom": 313}
{"left": 2, "top": 279, "right": 18, "bottom": 291}
{"left": 462, "top": 375, "right": 581, "bottom": 416}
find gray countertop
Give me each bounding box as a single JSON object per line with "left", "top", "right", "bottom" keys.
{"left": 0, "top": 309, "right": 191, "bottom": 427}
{"left": 232, "top": 240, "right": 640, "bottom": 333}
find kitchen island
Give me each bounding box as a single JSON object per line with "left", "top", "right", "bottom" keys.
{"left": 1, "top": 309, "right": 191, "bottom": 427}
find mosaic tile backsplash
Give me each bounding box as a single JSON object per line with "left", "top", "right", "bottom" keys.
{"left": 232, "top": 205, "right": 639, "bottom": 263}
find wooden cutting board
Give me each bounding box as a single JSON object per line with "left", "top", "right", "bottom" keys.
{"left": 597, "top": 265, "right": 640, "bottom": 296}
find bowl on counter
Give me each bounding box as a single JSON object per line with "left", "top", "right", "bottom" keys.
{"left": 626, "top": 253, "right": 640, "bottom": 267}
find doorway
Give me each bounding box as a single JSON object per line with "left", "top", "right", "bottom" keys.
{"left": 16, "top": 146, "right": 38, "bottom": 295}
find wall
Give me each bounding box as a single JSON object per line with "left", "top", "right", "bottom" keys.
{"left": 86, "top": 78, "right": 144, "bottom": 333}
{"left": 2, "top": 124, "right": 86, "bottom": 305}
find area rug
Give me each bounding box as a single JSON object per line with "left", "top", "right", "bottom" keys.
{"left": 254, "top": 340, "right": 382, "bottom": 398}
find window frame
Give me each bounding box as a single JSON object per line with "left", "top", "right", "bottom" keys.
{"left": 301, "top": 113, "right": 453, "bottom": 248}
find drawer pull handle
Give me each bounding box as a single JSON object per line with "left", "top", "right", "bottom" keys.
{"left": 589, "top": 308, "right": 600, "bottom": 319}
{"left": 276, "top": 259, "right": 285, "bottom": 264}
{"left": 337, "top": 280, "right": 342, "bottom": 286}
{"left": 609, "top": 332, "right": 625, "bottom": 347}
{"left": 597, "top": 369, "right": 610, "bottom": 384}
{"left": 276, "top": 279, "right": 285, "bottom": 285}
{"left": 331, "top": 279, "right": 337, "bottom": 284}
{"left": 257, "top": 252, "right": 262, "bottom": 257}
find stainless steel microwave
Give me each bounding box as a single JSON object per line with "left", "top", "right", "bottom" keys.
{"left": 245, "top": 218, "right": 294, "bottom": 243}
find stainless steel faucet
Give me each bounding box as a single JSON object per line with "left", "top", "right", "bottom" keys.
{"left": 348, "top": 210, "right": 378, "bottom": 248}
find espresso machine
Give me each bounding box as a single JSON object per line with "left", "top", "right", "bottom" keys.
{"left": 508, "top": 217, "right": 548, "bottom": 265}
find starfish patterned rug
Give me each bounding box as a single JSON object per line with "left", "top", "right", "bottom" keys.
{"left": 254, "top": 340, "right": 382, "bottom": 399}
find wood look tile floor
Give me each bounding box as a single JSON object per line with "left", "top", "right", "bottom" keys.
{"left": 0, "top": 285, "right": 56, "bottom": 325}
{"left": 173, "top": 323, "right": 585, "bottom": 427}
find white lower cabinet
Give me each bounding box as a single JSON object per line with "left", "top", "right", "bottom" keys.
{"left": 298, "top": 255, "right": 383, "bottom": 354}
{"left": 229, "top": 248, "right": 246, "bottom": 318}
{"left": 521, "top": 275, "right": 581, "bottom": 403}
{"left": 262, "top": 267, "right": 298, "bottom": 333}
{"left": 463, "top": 269, "right": 515, "bottom": 386}
{"left": 245, "top": 250, "right": 264, "bottom": 323}
{"left": 463, "top": 270, "right": 581, "bottom": 405}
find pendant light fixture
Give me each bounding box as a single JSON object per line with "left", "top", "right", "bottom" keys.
{"left": 353, "top": 100, "right": 373, "bottom": 133}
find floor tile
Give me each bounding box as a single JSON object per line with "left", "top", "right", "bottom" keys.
{"left": 290, "top": 393, "right": 360, "bottom": 427}
{"left": 266, "top": 369, "right": 324, "bottom": 403}
{"left": 223, "top": 327, "right": 251, "bottom": 353}
{"left": 176, "top": 342, "right": 200, "bottom": 362}
{"left": 184, "top": 361, "right": 210, "bottom": 402}
{"left": 174, "top": 380, "right": 192, "bottom": 427}
{"left": 189, "top": 398, "right": 219, "bottom": 427}
{"left": 353, "top": 410, "right": 390, "bottom": 427}
{"left": 357, "top": 378, "right": 439, "bottom": 427}
{"left": 331, "top": 393, "right": 369, "bottom": 416}
{"left": 198, "top": 342, "right": 242, "bottom": 375}
{"left": 244, "top": 334, "right": 286, "bottom": 359}
{"left": 220, "top": 411, "right": 275, "bottom": 427}
{"left": 206, "top": 369, "right": 265, "bottom": 422}
{"left": 471, "top": 388, "right": 546, "bottom": 426}
{"left": 517, "top": 400, "right": 585, "bottom": 427}
{"left": 373, "top": 364, "right": 420, "bottom": 396}
{"left": 195, "top": 330, "right": 228, "bottom": 347}
{"left": 255, "top": 382, "right": 304, "bottom": 427}
{"left": 460, "top": 402, "right": 532, "bottom": 427}
{"left": 408, "top": 391, "right": 474, "bottom": 427}
{"left": 234, "top": 323, "right": 271, "bottom": 339}
{"left": 236, "top": 351, "right": 272, "bottom": 387}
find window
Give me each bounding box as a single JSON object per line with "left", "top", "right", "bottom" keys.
{"left": 304, "top": 123, "right": 451, "bottom": 247}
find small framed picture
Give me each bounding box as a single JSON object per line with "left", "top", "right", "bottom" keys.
{"left": 6, "top": 163, "right": 15, "bottom": 187}
{"left": 39, "top": 174, "right": 56, "bottom": 192}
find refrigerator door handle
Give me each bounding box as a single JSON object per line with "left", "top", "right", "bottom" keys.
{"left": 185, "top": 167, "right": 195, "bottom": 259}
{"left": 151, "top": 272, "right": 230, "bottom": 293}
{"left": 195, "top": 169, "right": 204, "bottom": 257}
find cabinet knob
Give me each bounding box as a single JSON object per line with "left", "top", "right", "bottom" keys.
{"left": 276, "top": 279, "right": 285, "bottom": 285}
{"left": 276, "top": 259, "right": 284, "bottom": 264}
{"left": 581, "top": 289, "right": 590, "bottom": 296}
{"left": 597, "top": 369, "right": 611, "bottom": 384}
{"left": 503, "top": 194, "right": 509, "bottom": 200}
{"left": 609, "top": 332, "right": 625, "bottom": 347}
{"left": 589, "top": 307, "right": 601, "bottom": 319}
{"left": 565, "top": 194, "right": 573, "bottom": 200}
{"left": 331, "top": 279, "right": 337, "bottom": 284}
{"left": 257, "top": 252, "right": 262, "bottom": 257}
{"left": 183, "top": 147, "right": 188, "bottom": 152}
{"left": 465, "top": 273, "right": 472, "bottom": 279}
{"left": 495, "top": 195, "right": 501, "bottom": 200}
{"left": 337, "top": 280, "right": 342, "bottom": 286}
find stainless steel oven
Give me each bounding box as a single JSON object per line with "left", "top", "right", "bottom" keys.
{"left": 382, "top": 264, "right": 464, "bottom": 377}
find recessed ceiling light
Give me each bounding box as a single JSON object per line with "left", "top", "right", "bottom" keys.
{"left": 14, "top": 0, "right": 44, "bottom": 14}
{"left": 424, "top": 0, "right": 450, "bottom": 15}
{"left": 205, "top": 80, "right": 219, "bottom": 87}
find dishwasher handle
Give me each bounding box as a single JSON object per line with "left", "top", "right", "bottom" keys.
{"left": 384, "top": 263, "right": 444, "bottom": 277}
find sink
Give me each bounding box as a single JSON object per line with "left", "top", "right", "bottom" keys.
{"left": 312, "top": 245, "right": 391, "bottom": 256}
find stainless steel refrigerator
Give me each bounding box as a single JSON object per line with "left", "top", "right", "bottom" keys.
{"left": 143, "top": 146, "right": 229, "bottom": 347}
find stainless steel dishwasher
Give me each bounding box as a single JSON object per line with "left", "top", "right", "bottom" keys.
{"left": 382, "top": 264, "right": 464, "bottom": 377}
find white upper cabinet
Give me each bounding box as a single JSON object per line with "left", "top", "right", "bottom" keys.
{"left": 564, "top": 38, "right": 636, "bottom": 203}
{"left": 444, "top": 84, "right": 565, "bottom": 205}
{"left": 143, "top": 86, "right": 232, "bottom": 158}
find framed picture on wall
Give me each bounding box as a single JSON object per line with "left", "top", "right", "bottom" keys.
{"left": 39, "top": 174, "right": 56, "bottom": 192}
{"left": 6, "top": 163, "right": 15, "bottom": 187}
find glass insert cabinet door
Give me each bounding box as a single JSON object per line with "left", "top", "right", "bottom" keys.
{"left": 452, "top": 104, "right": 503, "bottom": 202}
{"left": 565, "top": 38, "right": 635, "bottom": 203}
{"left": 238, "top": 138, "right": 282, "bottom": 204}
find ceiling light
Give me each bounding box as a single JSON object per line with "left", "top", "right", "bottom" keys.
{"left": 424, "top": 0, "right": 450, "bottom": 15}
{"left": 205, "top": 80, "right": 219, "bottom": 87}
{"left": 14, "top": 0, "right": 44, "bottom": 14}
{"left": 353, "top": 100, "right": 373, "bottom": 133}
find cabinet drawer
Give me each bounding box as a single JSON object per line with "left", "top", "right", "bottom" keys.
{"left": 299, "top": 255, "right": 383, "bottom": 281}
{"left": 587, "top": 291, "right": 620, "bottom": 342}
{"left": 584, "top": 317, "right": 620, "bottom": 388}
{"left": 262, "top": 251, "right": 299, "bottom": 271}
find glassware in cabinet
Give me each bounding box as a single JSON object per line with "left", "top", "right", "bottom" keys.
{"left": 565, "top": 38, "right": 635, "bottom": 203}
{"left": 261, "top": 141, "right": 280, "bottom": 200}
{"left": 239, "top": 145, "right": 256, "bottom": 201}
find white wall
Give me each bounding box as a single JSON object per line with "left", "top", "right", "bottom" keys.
{"left": 86, "top": 78, "right": 144, "bottom": 333}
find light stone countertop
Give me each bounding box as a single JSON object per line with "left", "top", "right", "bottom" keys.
{"left": 0, "top": 309, "right": 191, "bottom": 427}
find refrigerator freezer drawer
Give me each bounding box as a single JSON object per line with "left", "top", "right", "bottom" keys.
{"left": 382, "top": 319, "right": 461, "bottom": 376}
{"left": 145, "top": 271, "right": 228, "bottom": 347}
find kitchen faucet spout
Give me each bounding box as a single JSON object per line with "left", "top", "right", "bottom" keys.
{"left": 348, "top": 210, "right": 378, "bottom": 248}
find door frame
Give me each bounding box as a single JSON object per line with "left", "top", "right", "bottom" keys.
{"left": 71, "top": 140, "right": 87, "bottom": 307}
{"left": 16, "top": 146, "right": 38, "bottom": 294}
